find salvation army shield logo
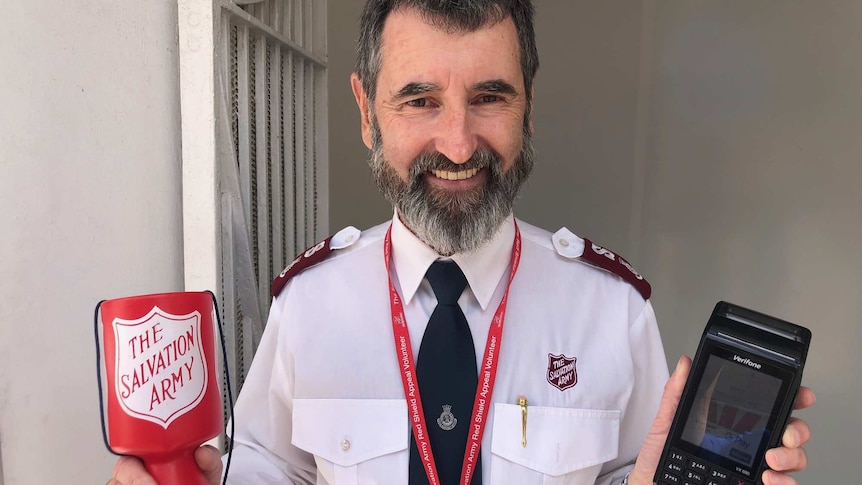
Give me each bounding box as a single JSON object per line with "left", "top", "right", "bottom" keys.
{"left": 112, "top": 306, "right": 208, "bottom": 429}
{"left": 547, "top": 353, "right": 578, "bottom": 391}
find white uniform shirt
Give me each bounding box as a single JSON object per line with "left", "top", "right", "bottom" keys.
{"left": 226, "top": 214, "right": 669, "bottom": 485}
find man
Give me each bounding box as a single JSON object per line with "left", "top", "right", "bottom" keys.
{"left": 111, "top": 1, "right": 813, "bottom": 484}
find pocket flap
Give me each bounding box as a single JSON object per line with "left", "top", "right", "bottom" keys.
{"left": 292, "top": 398, "right": 408, "bottom": 467}
{"left": 491, "top": 404, "right": 620, "bottom": 476}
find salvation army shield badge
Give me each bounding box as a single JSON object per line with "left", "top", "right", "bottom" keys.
{"left": 112, "top": 306, "right": 208, "bottom": 429}
{"left": 547, "top": 353, "right": 578, "bottom": 391}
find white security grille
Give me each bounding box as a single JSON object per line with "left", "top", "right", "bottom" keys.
{"left": 221, "top": 0, "right": 328, "bottom": 401}
{"left": 178, "top": 0, "right": 328, "bottom": 441}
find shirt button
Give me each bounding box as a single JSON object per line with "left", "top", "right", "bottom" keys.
{"left": 340, "top": 439, "right": 351, "bottom": 451}
{"left": 345, "top": 234, "right": 355, "bottom": 243}
{"left": 559, "top": 238, "right": 570, "bottom": 248}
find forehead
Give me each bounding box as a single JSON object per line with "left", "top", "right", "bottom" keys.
{"left": 377, "top": 8, "right": 523, "bottom": 92}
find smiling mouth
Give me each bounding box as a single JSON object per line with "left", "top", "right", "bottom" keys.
{"left": 430, "top": 167, "right": 481, "bottom": 180}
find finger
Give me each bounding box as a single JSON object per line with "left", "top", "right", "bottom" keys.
{"left": 628, "top": 356, "right": 692, "bottom": 484}
{"left": 793, "top": 386, "right": 815, "bottom": 410}
{"left": 195, "top": 445, "right": 224, "bottom": 485}
{"left": 653, "top": 355, "right": 692, "bottom": 431}
{"left": 765, "top": 445, "right": 808, "bottom": 473}
{"left": 651, "top": 354, "right": 691, "bottom": 428}
{"left": 112, "top": 456, "right": 157, "bottom": 485}
{"left": 781, "top": 417, "right": 812, "bottom": 448}
{"left": 762, "top": 468, "right": 799, "bottom": 485}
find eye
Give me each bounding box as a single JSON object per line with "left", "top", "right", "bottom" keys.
{"left": 406, "top": 98, "right": 429, "bottom": 108}
{"left": 477, "top": 94, "right": 501, "bottom": 104}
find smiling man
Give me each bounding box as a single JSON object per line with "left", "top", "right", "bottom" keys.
{"left": 110, "top": 1, "right": 813, "bottom": 484}
{"left": 357, "top": 6, "right": 535, "bottom": 257}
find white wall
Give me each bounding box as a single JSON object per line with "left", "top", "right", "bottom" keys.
{"left": 0, "top": 2, "right": 184, "bottom": 483}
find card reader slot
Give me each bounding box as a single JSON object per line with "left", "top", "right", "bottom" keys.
{"left": 722, "top": 311, "right": 804, "bottom": 343}
{"left": 715, "top": 331, "right": 799, "bottom": 365}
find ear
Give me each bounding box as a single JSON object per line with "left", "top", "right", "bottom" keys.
{"left": 351, "top": 72, "right": 374, "bottom": 149}
{"left": 527, "top": 86, "right": 535, "bottom": 136}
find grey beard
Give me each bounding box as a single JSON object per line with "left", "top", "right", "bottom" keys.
{"left": 368, "top": 120, "right": 535, "bottom": 255}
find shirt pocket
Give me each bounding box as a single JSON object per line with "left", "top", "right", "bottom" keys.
{"left": 292, "top": 398, "right": 409, "bottom": 485}
{"left": 490, "top": 404, "right": 621, "bottom": 485}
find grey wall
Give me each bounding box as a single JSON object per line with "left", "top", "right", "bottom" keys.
{"left": 328, "top": 1, "right": 862, "bottom": 482}
{"left": 329, "top": 1, "right": 391, "bottom": 229}
{"left": 527, "top": 2, "right": 647, "bottom": 252}
{"left": 641, "top": 2, "right": 862, "bottom": 482}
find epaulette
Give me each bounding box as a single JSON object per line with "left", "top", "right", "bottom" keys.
{"left": 271, "top": 226, "right": 361, "bottom": 297}
{"left": 551, "top": 228, "right": 651, "bottom": 300}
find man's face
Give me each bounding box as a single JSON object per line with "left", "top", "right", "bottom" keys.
{"left": 351, "top": 8, "right": 534, "bottom": 254}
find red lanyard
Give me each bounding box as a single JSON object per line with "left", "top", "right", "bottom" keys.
{"left": 384, "top": 222, "right": 522, "bottom": 485}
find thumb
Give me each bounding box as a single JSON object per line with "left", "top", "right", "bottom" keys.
{"left": 628, "top": 356, "right": 691, "bottom": 485}
{"left": 651, "top": 355, "right": 691, "bottom": 435}
{"left": 195, "top": 445, "right": 224, "bottom": 485}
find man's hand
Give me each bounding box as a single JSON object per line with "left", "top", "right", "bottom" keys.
{"left": 107, "top": 445, "right": 223, "bottom": 485}
{"left": 627, "top": 356, "right": 815, "bottom": 485}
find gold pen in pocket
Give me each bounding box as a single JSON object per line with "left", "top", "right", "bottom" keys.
{"left": 518, "top": 395, "right": 528, "bottom": 447}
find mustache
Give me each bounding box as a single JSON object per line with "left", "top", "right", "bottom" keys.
{"left": 407, "top": 148, "right": 501, "bottom": 180}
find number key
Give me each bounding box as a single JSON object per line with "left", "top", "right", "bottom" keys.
{"left": 710, "top": 468, "right": 729, "bottom": 481}
{"left": 689, "top": 459, "right": 708, "bottom": 473}
{"left": 661, "top": 471, "right": 681, "bottom": 484}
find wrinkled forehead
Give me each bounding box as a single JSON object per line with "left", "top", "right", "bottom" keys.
{"left": 377, "top": 7, "right": 522, "bottom": 84}
{"left": 379, "top": 5, "right": 514, "bottom": 57}
{"left": 387, "top": 4, "right": 509, "bottom": 36}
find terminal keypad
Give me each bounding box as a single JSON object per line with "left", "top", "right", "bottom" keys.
{"left": 656, "top": 447, "right": 753, "bottom": 485}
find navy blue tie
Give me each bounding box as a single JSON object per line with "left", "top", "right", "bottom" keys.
{"left": 409, "top": 261, "right": 482, "bottom": 485}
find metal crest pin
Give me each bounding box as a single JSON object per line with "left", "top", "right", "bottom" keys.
{"left": 437, "top": 404, "right": 457, "bottom": 430}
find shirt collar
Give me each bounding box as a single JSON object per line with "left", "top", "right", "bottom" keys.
{"left": 390, "top": 211, "right": 516, "bottom": 310}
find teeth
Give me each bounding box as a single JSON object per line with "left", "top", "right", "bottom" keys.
{"left": 431, "top": 167, "right": 480, "bottom": 180}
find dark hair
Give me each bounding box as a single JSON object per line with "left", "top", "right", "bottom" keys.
{"left": 356, "top": 0, "right": 539, "bottom": 103}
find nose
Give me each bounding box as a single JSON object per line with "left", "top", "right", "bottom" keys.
{"left": 433, "top": 106, "right": 478, "bottom": 164}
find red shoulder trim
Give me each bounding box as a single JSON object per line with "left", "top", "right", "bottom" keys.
{"left": 581, "top": 239, "right": 651, "bottom": 300}
{"left": 271, "top": 237, "right": 334, "bottom": 297}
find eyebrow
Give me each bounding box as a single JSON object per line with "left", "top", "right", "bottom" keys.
{"left": 391, "top": 79, "right": 520, "bottom": 101}
{"left": 473, "top": 79, "right": 519, "bottom": 96}
{"left": 393, "top": 82, "right": 439, "bottom": 101}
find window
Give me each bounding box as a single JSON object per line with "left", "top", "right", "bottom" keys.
{"left": 177, "top": 0, "right": 328, "bottom": 432}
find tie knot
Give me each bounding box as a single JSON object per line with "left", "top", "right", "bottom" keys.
{"left": 425, "top": 261, "right": 468, "bottom": 305}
